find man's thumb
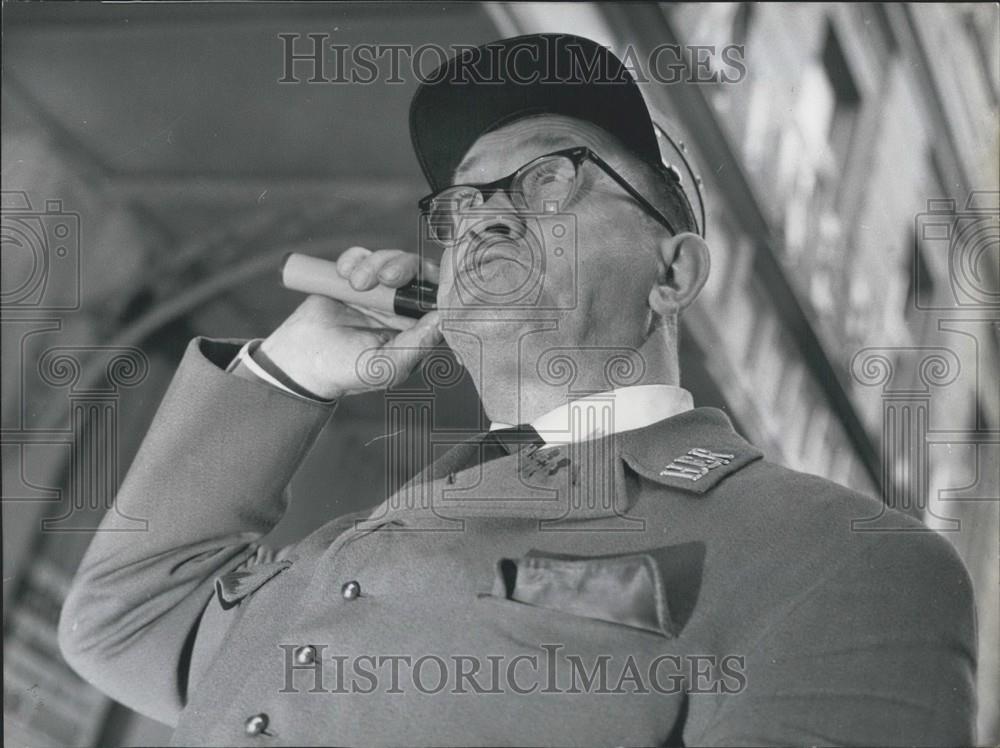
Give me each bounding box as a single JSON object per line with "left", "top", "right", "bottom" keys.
{"left": 357, "top": 312, "right": 443, "bottom": 389}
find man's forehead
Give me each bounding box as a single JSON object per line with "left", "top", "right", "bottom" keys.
{"left": 452, "top": 116, "right": 621, "bottom": 184}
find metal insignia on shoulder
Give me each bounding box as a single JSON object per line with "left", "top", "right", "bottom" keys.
{"left": 660, "top": 447, "right": 735, "bottom": 481}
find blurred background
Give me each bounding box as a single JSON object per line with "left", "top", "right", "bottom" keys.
{"left": 2, "top": 3, "right": 997, "bottom": 746}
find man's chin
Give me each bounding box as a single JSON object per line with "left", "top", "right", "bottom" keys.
{"left": 437, "top": 303, "right": 569, "bottom": 345}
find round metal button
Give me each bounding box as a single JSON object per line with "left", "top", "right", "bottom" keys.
{"left": 341, "top": 580, "right": 361, "bottom": 600}
{"left": 244, "top": 713, "right": 268, "bottom": 736}
{"left": 294, "top": 645, "right": 316, "bottom": 665}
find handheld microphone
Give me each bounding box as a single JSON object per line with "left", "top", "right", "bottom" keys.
{"left": 280, "top": 252, "right": 438, "bottom": 320}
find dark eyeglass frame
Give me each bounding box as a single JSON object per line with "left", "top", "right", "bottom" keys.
{"left": 418, "top": 146, "right": 679, "bottom": 241}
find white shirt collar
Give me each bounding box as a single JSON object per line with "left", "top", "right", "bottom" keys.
{"left": 489, "top": 384, "right": 694, "bottom": 445}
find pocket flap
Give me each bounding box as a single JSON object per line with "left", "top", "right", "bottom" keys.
{"left": 215, "top": 559, "right": 293, "bottom": 609}
{"left": 492, "top": 551, "right": 675, "bottom": 638}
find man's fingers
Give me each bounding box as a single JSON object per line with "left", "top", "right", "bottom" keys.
{"left": 336, "top": 246, "right": 372, "bottom": 278}
{"left": 335, "top": 246, "right": 441, "bottom": 292}
{"left": 343, "top": 302, "right": 419, "bottom": 331}
{"left": 348, "top": 249, "right": 408, "bottom": 290}
{"left": 387, "top": 310, "right": 441, "bottom": 348}
{"left": 375, "top": 252, "right": 423, "bottom": 288}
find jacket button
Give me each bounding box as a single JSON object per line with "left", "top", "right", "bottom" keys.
{"left": 244, "top": 713, "right": 269, "bottom": 736}
{"left": 294, "top": 645, "right": 317, "bottom": 665}
{"left": 341, "top": 580, "right": 361, "bottom": 600}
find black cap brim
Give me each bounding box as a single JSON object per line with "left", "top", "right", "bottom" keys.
{"left": 409, "top": 34, "right": 663, "bottom": 192}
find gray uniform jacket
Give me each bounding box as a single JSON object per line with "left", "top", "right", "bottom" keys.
{"left": 58, "top": 337, "right": 977, "bottom": 746}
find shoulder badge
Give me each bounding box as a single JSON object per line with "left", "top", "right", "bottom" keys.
{"left": 659, "top": 447, "right": 735, "bottom": 481}
{"left": 618, "top": 408, "right": 764, "bottom": 496}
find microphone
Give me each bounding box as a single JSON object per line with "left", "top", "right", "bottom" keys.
{"left": 280, "top": 252, "right": 438, "bottom": 320}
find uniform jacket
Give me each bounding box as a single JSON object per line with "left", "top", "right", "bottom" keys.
{"left": 58, "top": 337, "right": 977, "bottom": 746}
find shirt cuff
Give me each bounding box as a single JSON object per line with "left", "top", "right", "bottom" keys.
{"left": 226, "top": 339, "right": 337, "bottom": 404}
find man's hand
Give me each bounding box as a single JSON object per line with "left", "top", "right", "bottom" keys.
{"left": 259, "top": 247, "right": 442, "bottom": 400}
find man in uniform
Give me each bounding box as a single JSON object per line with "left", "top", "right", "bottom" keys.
{"left": 59, "top": 34, "right": 977, "bottom": 746}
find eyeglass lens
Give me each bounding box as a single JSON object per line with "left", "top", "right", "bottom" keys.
{"left": 427, "top": 155, "right": 578, "bottom": 243}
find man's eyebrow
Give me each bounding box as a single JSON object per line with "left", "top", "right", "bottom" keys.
{"left": 453, "top": 132, "right": 575, "bottom": 183}
{"left": 453, "top": 154, "right": 482, "bottom": 181}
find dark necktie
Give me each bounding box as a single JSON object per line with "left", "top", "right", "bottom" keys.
{"left": 479, "top": 424, "right": 545, "bottom": 465}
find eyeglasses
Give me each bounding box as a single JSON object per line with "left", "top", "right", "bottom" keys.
{"left": 418, "top": 146, "right": 679, "bottom": 245}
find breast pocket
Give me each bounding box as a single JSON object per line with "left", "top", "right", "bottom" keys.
{"left": 480, "top": 543, "right": 706, "bottom": 640}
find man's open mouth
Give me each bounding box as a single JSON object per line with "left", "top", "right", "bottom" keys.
{"left": 463, "top": 240, "right": 530, "bottom": 275}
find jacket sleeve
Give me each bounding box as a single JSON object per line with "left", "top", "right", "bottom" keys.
{"left": 57, "top": 337, "right": 336, "bottom": 726}
{"left": 692, "top": 528, "right": 978, "bottom": 746}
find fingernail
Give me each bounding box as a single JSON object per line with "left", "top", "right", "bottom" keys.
{"left": 381, "top": 267, "right": 401, "bottom": 282}
{"left": 353, "top": 269, "right": 373, "bottom": 288}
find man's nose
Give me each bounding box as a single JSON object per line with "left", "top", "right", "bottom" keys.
{"left": 467, "top": 191, "right": 528, "bottom": 242}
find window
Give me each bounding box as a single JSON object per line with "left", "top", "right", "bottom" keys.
{"left": 905, "top": 223, "right": 938, "bottom": 324}
{"left": 821, "top": 23, "right": 863, "bottom": 169}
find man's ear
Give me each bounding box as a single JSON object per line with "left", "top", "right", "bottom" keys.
{"left": 648, "top": 232, "right": 711, "bottom": 316}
